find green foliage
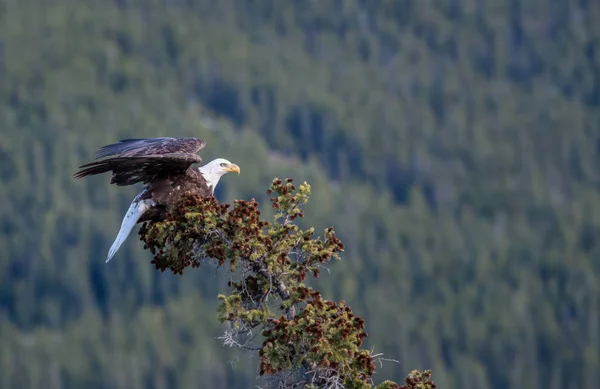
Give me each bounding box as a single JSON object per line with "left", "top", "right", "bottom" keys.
{"left": 371, "top": 370, "right": 437, "bottom": 389}
{"left": 399, "top": 370, "right": 437, "bottom": 389}
{"left": 140, "top": 179, "right": 341, "bottom": 275}
{"left": 140, "top": 178, "right": 429, "bottom": 388}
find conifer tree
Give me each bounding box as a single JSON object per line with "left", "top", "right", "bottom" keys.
{"left": 139, "top": 178, "right": 435, "bottom": 389}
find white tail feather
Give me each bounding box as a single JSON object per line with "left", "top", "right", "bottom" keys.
{"left": 106, "top": 191, "right": 154, "bottom": 263}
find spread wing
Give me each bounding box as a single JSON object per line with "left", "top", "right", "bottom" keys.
{"left": 73, "top": 138, "right": 206, "bottom": 186}
{"left": 94, "top": 137, "right": 206, "bottom": 159}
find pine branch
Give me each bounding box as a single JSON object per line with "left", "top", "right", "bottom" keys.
{"left": 138, "top": 178, "right": 435, "bottom": 389}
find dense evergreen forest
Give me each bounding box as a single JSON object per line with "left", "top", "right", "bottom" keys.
{"left": 1, "top": 1, "right": 599, "bottom": 388}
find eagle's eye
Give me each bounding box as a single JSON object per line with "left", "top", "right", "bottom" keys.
{"left": 219, "top": 162, "right": 227, "bottom": 167}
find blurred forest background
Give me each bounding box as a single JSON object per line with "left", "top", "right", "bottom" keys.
{"left": 1, "top": 1, "right": 599, "bottom": 388}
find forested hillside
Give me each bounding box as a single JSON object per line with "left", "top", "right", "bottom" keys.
{"left": 1, "top": 1, "right": 599, "bottom": 388}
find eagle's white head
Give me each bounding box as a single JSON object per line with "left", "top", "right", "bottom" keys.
{"left": 198, "top": 158, "right": 240, "bottom": 193}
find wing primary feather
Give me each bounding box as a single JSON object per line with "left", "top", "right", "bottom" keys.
{"left": 72, "top": 153, "right": 203, "bottom": 186}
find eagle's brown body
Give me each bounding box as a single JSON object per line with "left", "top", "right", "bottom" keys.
{"left": 136, "top": 168, "right": 211, "bottom": 223}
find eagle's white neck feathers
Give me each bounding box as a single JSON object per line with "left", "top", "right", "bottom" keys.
{"left": 198, "top": 158, "right": 240, "bottom": 193}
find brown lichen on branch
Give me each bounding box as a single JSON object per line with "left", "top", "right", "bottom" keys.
{"left": 138, "top": 178, "right": 434, "bottom": 389}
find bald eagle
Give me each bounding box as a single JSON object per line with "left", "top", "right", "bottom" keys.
{"left": 73, "top": 137, "right": 240, "bottom": 263}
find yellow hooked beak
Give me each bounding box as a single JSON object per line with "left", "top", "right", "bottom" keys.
{"left": 225, "top": 163, "right": 240, "bottom": 175}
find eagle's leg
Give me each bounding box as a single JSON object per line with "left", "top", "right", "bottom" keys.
{"left": 106, "top": 190, "right": 155, "bottom": 263}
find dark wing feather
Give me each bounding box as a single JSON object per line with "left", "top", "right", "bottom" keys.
{"left": 73, "top": 153, "right": 202, "bottom": 186}
{"left": 94, "top": 137, "right": 206, "bottom": 159}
